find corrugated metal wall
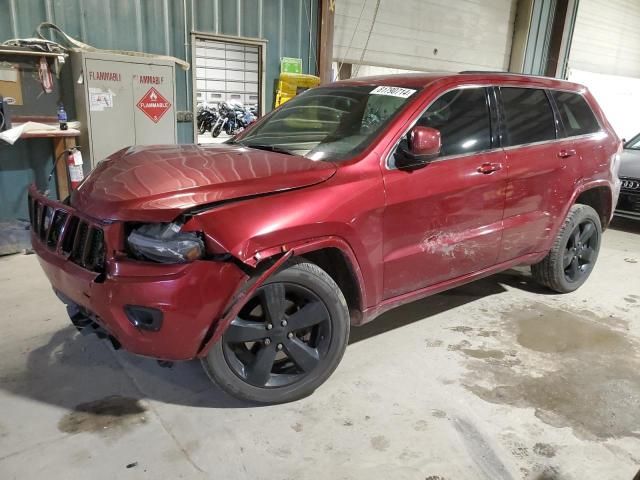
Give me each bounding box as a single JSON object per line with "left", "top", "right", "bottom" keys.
{"left": 569, "top": 0, "right": 640, "bottom": 78}
{"left": 334, "top": 0, "right": 518, "bottom": 73}
{"left": 0, "top": 0, "right": 318, "bottom": 223}
{"left": 1, "top": 0, "right": 319, "bottom": 141}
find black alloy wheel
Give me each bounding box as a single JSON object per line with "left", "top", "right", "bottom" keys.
{"left": 563, "top": 219, "right": 599, "bottom": 283}
{"left": 223, "top": 282, "right": 332, "bottom": 388}
{"left": 531, "top": 204, "right": 602, "bottom": 293}
{"left": 202, "top": 260, "right": 350, "bottom": 404}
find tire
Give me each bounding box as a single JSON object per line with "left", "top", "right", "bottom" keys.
{"left": 531, "top": 204, "right": 602, "bottom": 293}
{"left": 198, "top": 123, "right": 207, "bottom": 134}
{"left": 202, "top": 260, "right": 350, "bottom": 404}
{"left": 212, "top": 125, "right": 222, "bottom": 137}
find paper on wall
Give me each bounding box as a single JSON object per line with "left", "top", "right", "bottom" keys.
{"left": 0, "top": 64, "right": 23, "bottom": 105}
{"left": 89, "top": 87, "right": 114, "bottom": 111}
{"left": 0, "top": 66, "right": 18, "bottom": 82}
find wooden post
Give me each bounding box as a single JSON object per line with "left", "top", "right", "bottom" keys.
{"left": 318, "top": 0, "right": 335, "bottom": 84}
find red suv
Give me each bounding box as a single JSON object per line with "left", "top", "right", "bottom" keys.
{"left": 29, "top": 73, "right": 621, "bottom": 403}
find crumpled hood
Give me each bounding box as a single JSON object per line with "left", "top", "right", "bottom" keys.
{"left": 71, "top": 144, "right": 336, "bottom": 221}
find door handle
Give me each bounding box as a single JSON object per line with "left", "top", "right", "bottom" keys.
{"left": 558, "top": 149, "right": 577, "bottom": 158}
{"left": 477, "top": 162, "right": 502, "bottom": 174}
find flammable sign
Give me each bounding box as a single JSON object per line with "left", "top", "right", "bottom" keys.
{"left": 136, "top": 87, "right": 171, "bottom": 123}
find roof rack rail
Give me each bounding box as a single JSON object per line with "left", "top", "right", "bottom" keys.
{"left": 458, "top": 70, "right": 554, "bottom": 79}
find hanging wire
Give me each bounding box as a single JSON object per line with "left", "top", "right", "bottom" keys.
{"left": 336, "top": 0, "right": 368, "bottom": 79}
{"left": 353, "top": 0, "right": 381, "bottom": 77}
{"left": 303, "top": 0, "right": 320, "bottom": 75}
{"left": 44, "top": 147, "right": 80, "bottom": 196}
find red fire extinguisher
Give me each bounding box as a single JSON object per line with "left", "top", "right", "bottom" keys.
{"left": 67, "top": 148, "right": 84, "bottom": 190}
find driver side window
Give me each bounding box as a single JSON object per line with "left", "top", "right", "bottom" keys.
{"left": 397, "top": 87, "right": 492, "bottom": 160}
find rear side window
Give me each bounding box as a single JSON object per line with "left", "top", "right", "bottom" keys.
{"left": 414, "top": 87, "right": 492, "bottom": 157}
{"left": 500, "top": 88, "right": 556, "bottom": 147}
{"left": 550, "top": 91, "right": 600, "bottom": 137}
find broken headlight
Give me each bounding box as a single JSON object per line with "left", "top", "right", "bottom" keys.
{"left": 127, "top": 222, "right": 204, "bottom": 264}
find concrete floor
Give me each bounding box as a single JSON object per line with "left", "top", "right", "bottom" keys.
{"left": 1, "top": 218, "right": 639, "bottom": 480}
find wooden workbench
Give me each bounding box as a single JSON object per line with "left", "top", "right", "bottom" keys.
{"left": 17, "top": 126, "right": 81, "bottom": 199}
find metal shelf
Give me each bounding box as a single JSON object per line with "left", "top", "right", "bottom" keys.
{"left": 0, "top": 47, "right": 67, "bottom": 58}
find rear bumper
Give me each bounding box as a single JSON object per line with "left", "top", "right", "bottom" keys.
{"left": 29, "top": 187, "right": 247, "bottom": 361}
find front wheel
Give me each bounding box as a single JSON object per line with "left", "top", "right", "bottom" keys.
{"left": 202, "top": 260, "right": 350, "bottom": 404}
{"left": 531, "top": 204, "right": 602, "bottom": 293}
{"left": 212, "top": 124, "right": 222, "bottom": 137}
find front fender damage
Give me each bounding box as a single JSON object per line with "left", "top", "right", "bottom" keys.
{"left": 196, "top": 250, "right": 293, "bottom": 357}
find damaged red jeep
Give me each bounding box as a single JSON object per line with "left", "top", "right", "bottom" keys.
{"left": 30, "top": 73, "right": 621, "bottom": 403}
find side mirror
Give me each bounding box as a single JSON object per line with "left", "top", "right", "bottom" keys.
{"left": 395, "top": 126, "right": 441, "bottom": 170}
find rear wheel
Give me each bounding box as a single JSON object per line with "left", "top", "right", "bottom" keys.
{"left": 202, "top": 260, "right": 350, "bottom": 404}
{"left": 531, "top": 204, "right": 602, "bottom": 293}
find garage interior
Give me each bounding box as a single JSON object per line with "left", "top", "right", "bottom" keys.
{"left": 1, "top": 1, "right": 639, "bottom": 479}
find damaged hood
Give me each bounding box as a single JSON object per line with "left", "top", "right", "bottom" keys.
{"left": 71, "top": 144, "right": 336, "bottom": 221}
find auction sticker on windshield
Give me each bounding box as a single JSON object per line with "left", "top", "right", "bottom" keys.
{"left": 370, "top": 86, "right": 416, "bottom": 98}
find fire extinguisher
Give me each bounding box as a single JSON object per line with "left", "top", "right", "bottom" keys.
{"left": 44, "top": 146, "right": 84, "bottom": 197}
{"left": 67, "top": 148, "right": 84, "bottom": 190}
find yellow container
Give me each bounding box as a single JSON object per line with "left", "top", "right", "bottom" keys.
{"left": 275, "top": 72, "right": 320, "bottom": 107}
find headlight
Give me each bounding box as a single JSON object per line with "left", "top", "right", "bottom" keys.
{"left": 127, "top": 222, "right": 204, "bottom": 264}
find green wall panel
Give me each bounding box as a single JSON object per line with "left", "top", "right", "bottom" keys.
{"left": 1, "top": 0, "right": 319, "bottom": 126}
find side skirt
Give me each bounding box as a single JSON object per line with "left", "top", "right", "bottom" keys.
{"left": 357, "top": 251, "right": 546, "bottom": 326}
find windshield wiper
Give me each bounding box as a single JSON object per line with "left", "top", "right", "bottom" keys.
{"left": 233, "top": 141, "right": 295, "bottom": 156}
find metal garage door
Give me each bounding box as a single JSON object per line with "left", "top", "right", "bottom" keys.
{"left": 334, "top": 0, "right": 518, "bottom": 73}
{"left": 194, "top": 38, "right": 261, "bottom": 112}
{"left": 569, "top": 0, "right": 640, "bottom": 78}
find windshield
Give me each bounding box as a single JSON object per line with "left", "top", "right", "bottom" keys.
{"left": 233, "top": 85, "right": 419, "bottom": 161}
{"left": 625, "top": 133, "right": 640, "bottom": 150}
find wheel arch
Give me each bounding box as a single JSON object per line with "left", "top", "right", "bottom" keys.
{"left": 197, "top": 236, "right": 367, "bottom": 357}
{"left": 249, "top": 236, "right": 368, "bottom": 317}
{"left": 298, "top": 247, "right": 364, "bottom": 325}
{"left": 574, "top": 184, "right": 613, "bottom": 230}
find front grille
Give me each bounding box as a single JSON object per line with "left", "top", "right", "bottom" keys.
{"left": 28, "top": 194, "right": 106, "bottom": 273}
{"left": 618, "top": 192, "right": 640, "bottom": 213}
{"left": 47, "top": 210, "right": 68, "bottom": 248}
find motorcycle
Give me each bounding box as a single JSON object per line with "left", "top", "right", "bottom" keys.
{"left": 197, "top": 104, "right": 218, "bottom": 134}
{"left": 210, "top": 103, "right": 228, "bottom": 138}
{"left": 242, "top": 106, "right": 258, "bottom": 127}
{"left": 212, "top": 101, "right": 247, "bottom": 137}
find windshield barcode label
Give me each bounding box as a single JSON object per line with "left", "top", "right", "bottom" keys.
{"left": 370, "top": 86, "right": 416, "bottom": 98}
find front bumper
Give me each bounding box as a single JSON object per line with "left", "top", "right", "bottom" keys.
{"left": 29, "top": 187, "right": 247, "bottom": 360}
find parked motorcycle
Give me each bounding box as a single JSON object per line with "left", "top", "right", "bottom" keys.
{"left": 242, "top": 106, "right": 258, "bottom": 127}
{"left": 211, "top": 101, "right": 249, "bottom": 137}
{"left": 197, "top": 104, "right": 218, "bottom": 134}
